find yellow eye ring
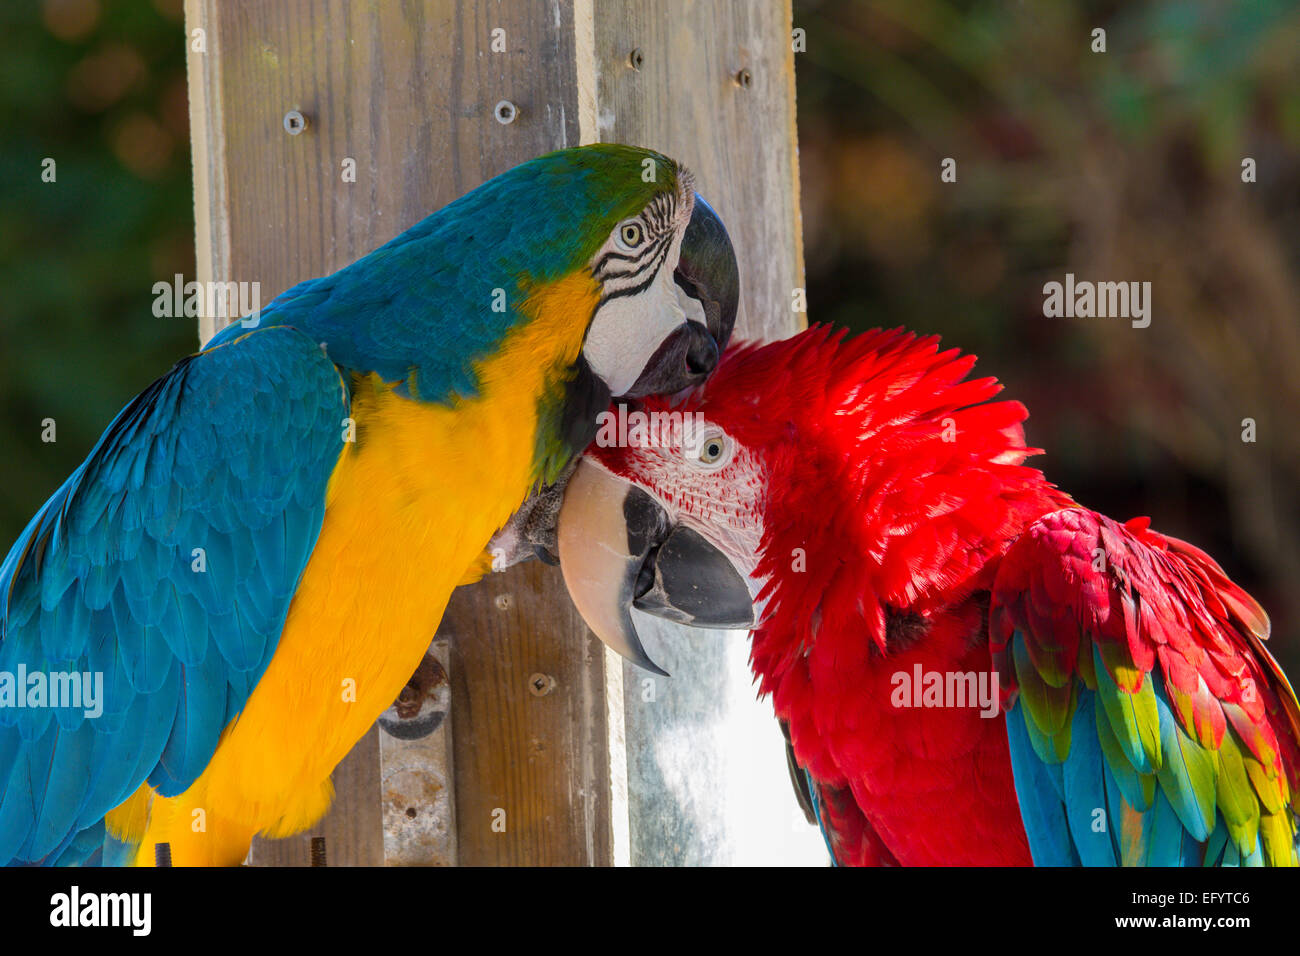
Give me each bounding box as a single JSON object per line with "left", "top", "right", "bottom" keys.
{"left": 699, "top": 437, "right": 725, "bottom": 464}
{"left": 618, "top": 221, "right": 644, "bottom": 248}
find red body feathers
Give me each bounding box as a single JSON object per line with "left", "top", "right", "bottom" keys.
{"left": 589, "top": 325, "right": 1300, "bottom": 865}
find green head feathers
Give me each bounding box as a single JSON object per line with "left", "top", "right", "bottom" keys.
{"left": 503, "top": 144, "right": 684, "bottom": 281}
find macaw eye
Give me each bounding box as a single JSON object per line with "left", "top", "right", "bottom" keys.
{"left": 616, "top": 220, "right": 645, "bottom": 250}
{"left": 699, "top": 437, "right": 726, "bottom": 464}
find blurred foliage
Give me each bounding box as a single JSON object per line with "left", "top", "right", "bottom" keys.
{"left": 0, "top": 0, "right": 194, "bottom": 542}
{"left": 794, "top": 0, "right": 1300, "bottom": 671}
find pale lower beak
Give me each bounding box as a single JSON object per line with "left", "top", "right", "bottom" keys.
{"left": 556, "top": 460, "right": 754, "bottom": 676}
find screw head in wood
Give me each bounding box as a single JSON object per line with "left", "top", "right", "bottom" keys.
{"left": 494, "top": 100, "right": 518, "bottom": 125}
{"left": 735, "top": 68, "right": 752, "bottom": 89}
{"left": 528, "top": 673, "right": 555, "bottom": 697}
{"left": 494, "top": 593, "right": 513, "bottom": 611}
{"left": 282, "top": 109, "right": 308, "bottom": 135}
{"left": 629, "top": 47, "right": 644, "bottom": 71}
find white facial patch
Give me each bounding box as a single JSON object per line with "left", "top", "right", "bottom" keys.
{"left": 582, "top": 180, "right": 697, "bottom": 397}
{"left": 583, "top": 229, "right": 687, "bottom": 396}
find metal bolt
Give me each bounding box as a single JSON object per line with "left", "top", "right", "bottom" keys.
{"left": 310, "top": 836, "right": 327, "bottom": 867}
{"left": 629, "top": 47, "right": 644, "bottom": 70}
{"left": 282, "top": 109, "right": 308, "bottom": 135}
{"left": 154, "top": 842, "right": 172, "bottom": 867}
{"left": 735, "top": 68, "right": 752, "bottom": 89}
{"left": 494, "top": 100, "right": 518, "bottom": 125}
{"left": 529, "top": 673, "right": 555, "bottom": 697}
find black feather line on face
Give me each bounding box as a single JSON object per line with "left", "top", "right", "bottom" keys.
{"left": 560, "top": 354, "right": 612, "bottom": 461}
{"left": 593, "top": 248, "right": 644, "bottom": 273}
{"left": 593, "top": 228, "right": 671, "bottom": 283}
{"left": 596, "top": 237, "right": 673, "bottom": 306}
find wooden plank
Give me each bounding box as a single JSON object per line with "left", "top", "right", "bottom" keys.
{"left": 184, "top": 0, "right": 608, "bottom": 866}
{"left": 590, "top": 0, "right": 805, "bottom": 338}
{"left": 446, "top": 564, "right": 612, "bottom": 865}
{"left": 378, "top": 639, "right": 456, "bottom": 866}
{"left": 183, "top": 0, "right": 229, "bottom": 330}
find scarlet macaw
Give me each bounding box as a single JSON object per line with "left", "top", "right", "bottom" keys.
{"left": 556, "top": 325, "right": 1300, "bottom": 866}
{"left": 0, "top": 144, "right": 739, "bottom": 865}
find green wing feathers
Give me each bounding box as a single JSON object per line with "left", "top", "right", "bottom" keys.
{"left": 992, "top": 508, "right": 1300, "bottom": 866}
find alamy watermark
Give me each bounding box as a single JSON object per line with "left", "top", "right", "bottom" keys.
{"left": 593, "top": 403, "right": 709, "bottom": 452}
{"left": 0, "top": 666, "right": 103, "bottom": 718}
{"left": 890, "top": 664, "right": 1000, "bottom": 718}
{"left": 152, "top": 274, "right": 261, "bottom": 328}
{"left": 50, "top": 886, "right": 150, "bottom": 936}
{"left": 1042, "top": 273, "right": 1151, "bottom": 328}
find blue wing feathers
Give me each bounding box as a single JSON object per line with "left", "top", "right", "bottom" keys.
{"left": 0, "top": 325, "right": 346, "bottom": 864}
{"left": 1101, "top": 760, "right": 1126, "bottom": 861}
{"left": 1061, "top": 694, "right": 1117, "bottom": 866}
{"left": 30, "top": 723, "right": 94, "bottom": 860}
{"left": 1145, "top": 790, "right": 1190, "bottom": 866}
{"left": 156, "top": 648, "right": 228, "bottom": 793}
{"left": 52, "top": 818, "right": 104, "bottom": 867}
{"left": 1010, "top": 677, "right": 1234, "bottom": 865}
{"left": 1004, "top": 704, "right": 1079, "bottom": 865}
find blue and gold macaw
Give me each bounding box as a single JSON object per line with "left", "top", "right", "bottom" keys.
{"left": 0, "top": 144, "right": 739, "bottom": 865}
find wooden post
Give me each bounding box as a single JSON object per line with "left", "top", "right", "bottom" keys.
{"left": 185, "top": 0, "right": 802, "bottom": 865}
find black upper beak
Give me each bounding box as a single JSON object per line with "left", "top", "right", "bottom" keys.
{"left": 675, "top": 195, "right": 740, "bottom": 352}
{"left": 622, "top": 194, "right": 739, "bottom": 399}
{"left": 630, "top": 525, "right": 755, "bottom": 630}
{"left": 556, "top": 460, "right": 754, "bottom": 675}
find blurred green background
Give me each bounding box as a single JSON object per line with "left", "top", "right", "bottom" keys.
{"left": 1, "top": 0, "right": 1298, "bottom": 673}
{"left": 0, "top": 0, "right": 194, "bottom": 548}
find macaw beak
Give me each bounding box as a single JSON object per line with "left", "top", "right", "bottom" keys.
{"left": 556, "top": 459, "right": 754, "bottom": 675}
{"left": 622, "top": 194, "right": 739, "bottom": 399}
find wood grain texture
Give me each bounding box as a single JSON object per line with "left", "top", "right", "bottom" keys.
{"left": 591, "top": 0, "right": 804, "bottom": 340}
{"left": 446, "top": 563, "right": 612, "bottom": 866}
{"left": 191, "top": 0, "right": 581, "bottom": 343}
{"left": 185, "top": 0, "right": 607, "bottom": 866}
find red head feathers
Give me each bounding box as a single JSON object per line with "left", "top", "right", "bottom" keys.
{"left": 588, "top": 324, "right": 1068, "bottom": 662}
